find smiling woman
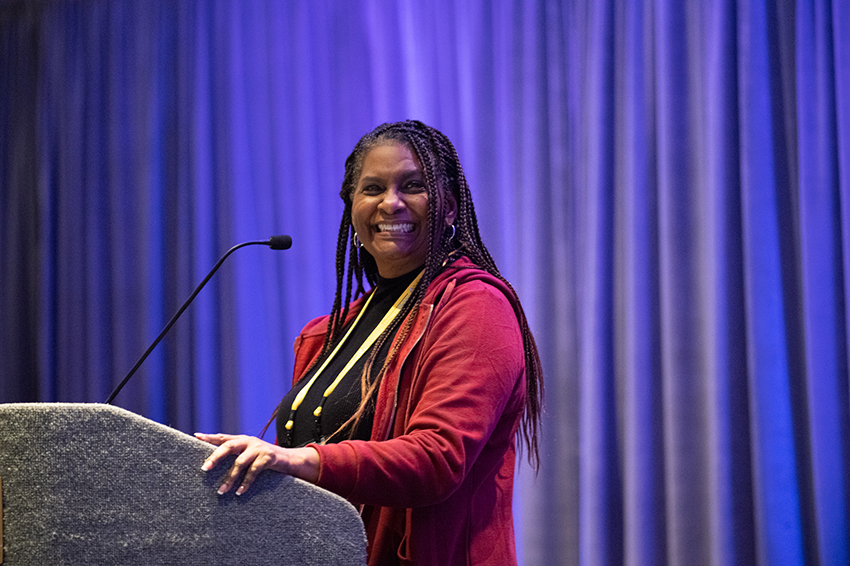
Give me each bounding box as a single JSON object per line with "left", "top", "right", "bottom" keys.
{"left": 351, "top": 144, "right": 456, "bottom": 278}
{"left": 196, "top": 120, "right": 543, "bottom": 566}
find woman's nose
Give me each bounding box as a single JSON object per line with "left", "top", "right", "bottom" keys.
{"left": 378, "top": 187, "right": 404, "bottom": 212}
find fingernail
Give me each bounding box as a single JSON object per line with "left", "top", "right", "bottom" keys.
{"left": 217, "top": 485, "right": 227, "bottom": 495}
{"left": 201, "top": 461, "right": 211, "bottom": 471}
{"left": 236, "top": 486, "right": 245, "bottom": 496}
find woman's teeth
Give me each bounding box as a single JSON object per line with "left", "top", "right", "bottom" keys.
{"left": 378, "top": 223, "right": 414, "bottom": 233}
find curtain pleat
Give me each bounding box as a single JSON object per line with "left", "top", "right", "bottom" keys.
{"left": 796, "top": 1, "right": 850, "bottom": 564}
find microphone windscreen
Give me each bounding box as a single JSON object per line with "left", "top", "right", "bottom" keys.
{"left": 268, "top": 235, "right": 293, "bottom": 250}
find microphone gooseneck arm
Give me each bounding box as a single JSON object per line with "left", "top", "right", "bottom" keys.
{"left": 105, "top": 236, "right": 292, "bottom": 405}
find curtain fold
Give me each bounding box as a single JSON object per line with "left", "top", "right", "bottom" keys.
{"left": 795, "top": 1, "right": 850, "bottom": 564}
{"left": 2, "top": 1, "right": 848, "bottom": 564}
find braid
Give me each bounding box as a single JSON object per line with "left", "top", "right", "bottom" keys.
{"left": 288, "top": 120, "right": 544, "bottom": 470}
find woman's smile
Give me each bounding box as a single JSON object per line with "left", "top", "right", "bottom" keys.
{"left": 376, "top": 222, "right": 415, "bottom": 233}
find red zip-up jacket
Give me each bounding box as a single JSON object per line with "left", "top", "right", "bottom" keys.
{"left": 289, "top": 257, "right": 527, "bottom": 566}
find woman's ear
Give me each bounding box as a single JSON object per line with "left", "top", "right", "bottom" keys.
{"left": 443, "top": 192, "right": 458, "bottom": 227}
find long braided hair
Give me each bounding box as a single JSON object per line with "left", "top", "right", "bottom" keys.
{"left": 290, "top": 121, "right": 543, "bottom": 468}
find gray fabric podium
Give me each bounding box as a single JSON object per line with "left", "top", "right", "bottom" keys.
{"left": 0, "top": 403, "right": 367, "bottom": 565}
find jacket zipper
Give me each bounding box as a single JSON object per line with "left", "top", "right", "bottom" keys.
{"left": 381, "top": 304, "right": 433, "bottom": 440}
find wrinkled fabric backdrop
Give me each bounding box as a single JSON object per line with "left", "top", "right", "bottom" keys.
{"left": 1, "top": 1, "right": 848, "bottom": 564}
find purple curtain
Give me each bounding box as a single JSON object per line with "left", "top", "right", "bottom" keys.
{"left": 2, "top": 1, "right": 848, "bottom": 564}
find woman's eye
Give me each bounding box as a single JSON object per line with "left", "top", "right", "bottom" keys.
{"left": 404, "top": 181, "right": 426, "bottom": 193}
{"left": 360, "top": 185, "right": 382, "bottom": 194}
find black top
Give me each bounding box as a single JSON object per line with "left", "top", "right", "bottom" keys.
{"left": 276, "top": 267, "right": 422, "bottom": 448}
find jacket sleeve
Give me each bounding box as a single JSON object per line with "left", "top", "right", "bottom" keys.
{"left": 311, "top": 279, "right": 526, "bottom": 508}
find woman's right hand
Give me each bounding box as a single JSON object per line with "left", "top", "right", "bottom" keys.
{"left": 194, "top": 432, "right": 320, "bottom": 495}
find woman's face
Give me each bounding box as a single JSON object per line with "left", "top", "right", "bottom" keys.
{"left": 351, "top": 143, "right": 455, "bottom": 278}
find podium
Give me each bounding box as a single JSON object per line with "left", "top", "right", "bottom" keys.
{"left": 0, "top": 403, "right": 367, "bottom": 565}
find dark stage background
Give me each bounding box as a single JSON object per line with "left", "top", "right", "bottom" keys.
{"left": 2, "top": 1, "right": 849, "bottom": 564}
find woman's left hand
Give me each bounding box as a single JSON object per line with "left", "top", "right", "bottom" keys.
{"left": 194, "top": 433, "right": 320, "bottom": 495}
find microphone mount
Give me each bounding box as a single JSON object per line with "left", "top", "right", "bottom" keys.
{"left": 105, "top": 236, "right": 292, "bottom": 405}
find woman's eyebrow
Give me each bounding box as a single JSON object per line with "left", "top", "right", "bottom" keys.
{"left": 358, "top": 170, "right": 423, "bottom": 185}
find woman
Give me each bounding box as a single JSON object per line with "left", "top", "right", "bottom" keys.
{"left": 196, "top": 120, "right": 543, "bottom": 566}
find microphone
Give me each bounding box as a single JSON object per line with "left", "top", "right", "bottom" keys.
{"left": 105, "top": 235, "right": 292, "bottom": 404}
{"left": 268, "top": 234, "right": 292, "bottom": 250}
